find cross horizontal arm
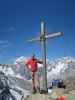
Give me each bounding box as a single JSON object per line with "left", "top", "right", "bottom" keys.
{"left": 27, "top": 37, "right": 40, "bottom": 42}
{"left": 45, "top": 32, "right": 63, "bottom": 39}
{"left": 27, "top": 32, "right": 63, "bottom": 42}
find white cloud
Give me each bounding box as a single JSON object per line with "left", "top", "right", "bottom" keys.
{"left": 9, "top": 26, "right": 15, "bottom": 31}
{"left": 0, "top": 40, "right": 9, "bottom": 44}
{"left": 0, "top": 40, "right": 11, "bottom": 52}
{"left": 0, "top": 40, "right": 11, "bottom": 56}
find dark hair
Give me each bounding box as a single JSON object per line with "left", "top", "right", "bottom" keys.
{"left": 32, "top": 54, "right": 35, "bottom": 58}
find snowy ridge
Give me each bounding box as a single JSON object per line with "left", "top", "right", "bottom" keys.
{"left": 0, "top": 62, "right": 31, "bottom": 100}
{"left": 0, "top": 56, "right": 75, "bottom": 80}
{"left": 13, "top": 56, "right": 75, "bottom": 82}
{"left": 47, "top": 56, "right": 75, "bottom": 81}
{"left": 0, "top": 56, "right": 75, "bottom": 90}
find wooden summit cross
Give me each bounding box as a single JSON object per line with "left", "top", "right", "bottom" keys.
{"left": 27, "top": 20, "right": 63, "bottom": 92}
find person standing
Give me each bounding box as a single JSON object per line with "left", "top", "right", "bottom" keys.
{"left": 25, "top": 54, "right": 43, "bottom": 93}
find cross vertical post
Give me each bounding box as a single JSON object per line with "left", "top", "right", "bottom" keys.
{"left": 40, "top": 21, "right": 47, "bottom": 91}
{"left": 27, "top": 20, "right": 63, "bottom": 92}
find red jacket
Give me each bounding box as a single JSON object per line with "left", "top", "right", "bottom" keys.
{"left": 25, "top": 58, "right": 42, "bottom": 72}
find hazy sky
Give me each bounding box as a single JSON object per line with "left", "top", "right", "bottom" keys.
{"left": 0, "top": 0, "right": 75, "bottom": 63}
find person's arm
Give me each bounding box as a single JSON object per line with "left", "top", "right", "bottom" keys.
{"left": 24, "top": 59, "right": 30, "bottom": 66}
{"left": 36, "top": 59, "right": 43, "bottom": 64}
{"left": 36, "top": 59, "right": 48, "bottom": 67}
{"left": 24, "top": 59, "right": 32, "bottom": 71}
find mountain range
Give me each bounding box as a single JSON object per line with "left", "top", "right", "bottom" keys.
{"left": 0, "top": 56, "right": 75, "bottom": 90}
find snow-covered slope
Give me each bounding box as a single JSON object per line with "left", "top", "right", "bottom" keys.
{"left": 1, "top": 56, "right": 75, "bottom": 81}
{"left": 12, "top": 56, "right": 75, "bottom": 83}
{"left": 0, "top": 58, "right": 32, "bottom": 100}
{"left": 47, "top": 57, "right": 75, "bottom": 81}
{"left": 0, "top": 71, "right": 31, "bottom": 100}
{"left": 0, "top": 56, "right": 75, "bottom": 90}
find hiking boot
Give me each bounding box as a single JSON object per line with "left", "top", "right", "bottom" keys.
{"left": 40, "top": 90, "right": 48, "bottom": 94}
{"left": 36, "top": 86, "right": 40, "bottom": 93}
{"left": 32, "top": 87, "right": 37, "bottom": 94}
